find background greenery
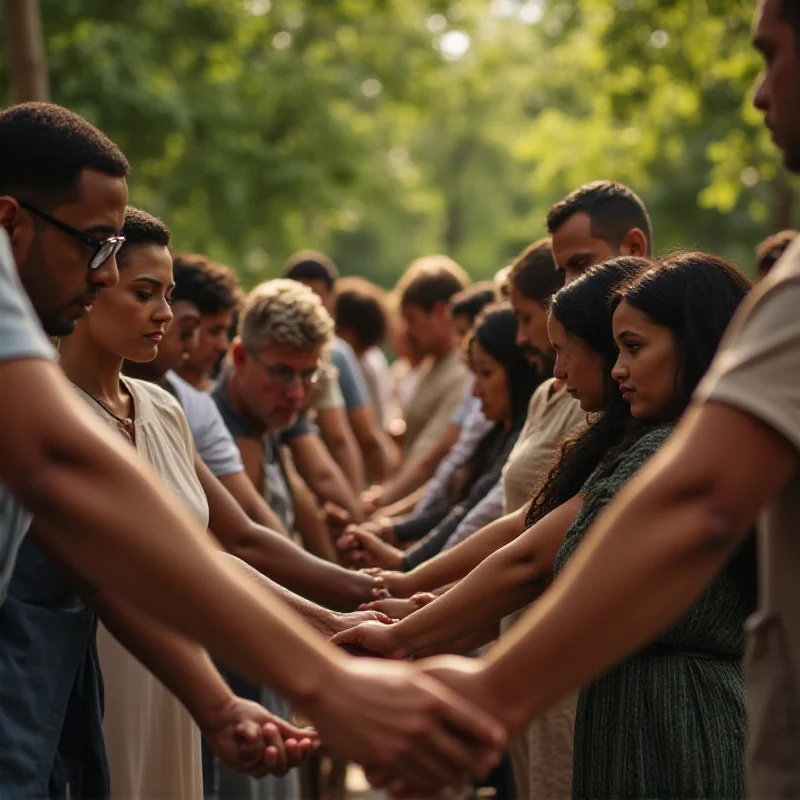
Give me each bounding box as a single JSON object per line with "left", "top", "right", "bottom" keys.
{"left": 1, "top": 0, "right": 790, "bottom": 286}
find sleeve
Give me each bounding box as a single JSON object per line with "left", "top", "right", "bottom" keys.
{"left": 331, "top": 340, "right": 369, "bottom": 411}
{"left": 441, "top": 480, "right": 505, "bottom": 551}
{"left": 394, "top": 506, "right": 450, "bottom": 544}
{"left": 278, "top": 414, "right": 313, "bottom": 442}
{"left": 695, "top": 272, "right": 800, "bottom": 455}
{"left": 0, "top": 230, "right": 54, "bottom": 363}
{"left": 312, "top": 357, "right": 345, "bottom": 411}
{"left": 194, "top": 397, "right": 245, "bottom": 477}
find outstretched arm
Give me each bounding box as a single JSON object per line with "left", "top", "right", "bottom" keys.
{"left": 482, "top": 403, "right": 797, "bottom": 733}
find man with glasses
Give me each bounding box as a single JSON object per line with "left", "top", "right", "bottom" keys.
{"left": 0, "top": 103, "right": 506, "bottom": 798}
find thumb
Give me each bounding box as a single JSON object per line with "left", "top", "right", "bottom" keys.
{"left": 235, "top": 719, "right": 262, "bottom": 743}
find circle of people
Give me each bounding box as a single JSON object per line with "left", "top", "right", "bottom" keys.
{"left": 1, "top": 4, "right": 799, "bottom": 800}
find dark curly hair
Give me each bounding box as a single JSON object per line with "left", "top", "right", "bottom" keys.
{"left": 526, "top": 257, "right": 649, "bottom": 526}
{"left": 0, "top": 102, "right": 128, "bottom": 208}
{"left": 117, "top": 207, "right": 170, "bottom": 268}
{"left": 334, "top": 276, "right": 389, "bottom": 350}
{"left": 171, "top": 253, "right": 244, "bottom": 316}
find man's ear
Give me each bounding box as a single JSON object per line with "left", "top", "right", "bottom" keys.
{"left": 0, "top": 196, "right": 32, "bottom": 263}
{"left": 620, "top": 227, "right": 649, "bottom": 258}
{"left": 231, "top": 338, "right": 248, "bottom": 368}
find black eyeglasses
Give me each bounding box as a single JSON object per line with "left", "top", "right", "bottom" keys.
{"left": 17, "top": 199, "right": 126, "bottom": 271}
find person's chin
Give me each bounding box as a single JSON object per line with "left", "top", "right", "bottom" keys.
{"left": 273, "top": 409, "right": 298, "bottom": 429}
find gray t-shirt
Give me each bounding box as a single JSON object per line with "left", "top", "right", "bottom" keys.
{"left": 166, "top": 371, "right": 244, "bottom": 478}
{"left": 331, "top": 337, "right": 369, "bottom": 411}
{"left": 0, "top": 230, "right": 56, "bottom": 604}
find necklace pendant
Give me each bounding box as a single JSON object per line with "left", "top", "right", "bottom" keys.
{"left": 119, "top": 418, "right": 135, "bottom": 444}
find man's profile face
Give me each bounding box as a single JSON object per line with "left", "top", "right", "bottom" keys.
{"left": 753, "top": 0, "right": 800, "bottom": 172}
{"left": 11, "top": 168, "right": 127, "bottom": 336}
{"left": 551, "top": 211, "right": 617, "bottom": 284}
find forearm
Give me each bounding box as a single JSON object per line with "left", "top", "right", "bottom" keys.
{"left": 290, "top": 478, "right": 339, "bottom": 562}
{"left": 378, "top": 447, "right": 443, "bottom": 507}
{"left": 219, "top": 471, "right": 288, "bottom": 535}
{"left": 399, "top": 506, "right": 528, "bottom": 595}
{"left": 227, "top": 554, "right": 345, "bottom": 638}
{"left": 414, "top": 621, "right": 502, "bottom": 659}
{"left": 93, "top": 591, "right": 233, "bottom": 731}
{"left": 361, "top": 438, "right": 390, "bottom": 485}
{"left": 379, "top": 486, "right": 427, "bottom": 520}
{"left": 393, "top": 544, "right": 544, "bottom": 657}
{"left": 328, "top": 437, "right": 366, "bottom": 494}
{"left": 484, "top": 488, "right": 747, "bottom": 733}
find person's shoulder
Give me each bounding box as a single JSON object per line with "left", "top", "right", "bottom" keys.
{"left": 125, "top": 377, "right": 185, "bottom": 417}
{"left": 624, "top": 424, "right": 675, "bottom": 460}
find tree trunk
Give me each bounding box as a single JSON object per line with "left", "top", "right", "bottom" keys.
{"left": 4, "top": 0, "right": 49, "bottom": 102}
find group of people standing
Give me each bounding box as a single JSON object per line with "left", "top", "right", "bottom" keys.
{"left": 3, "top": 2, "right": 800, "bottom": 799}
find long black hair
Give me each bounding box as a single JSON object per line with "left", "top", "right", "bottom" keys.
{"left": 614, "top": 252, "right": 752, "bottom": 411}
{"left": 526, "top": 257, "right": 649, "bottom": 526}
{"left": 466, "top": 302, "right": 541, "bottom": 425}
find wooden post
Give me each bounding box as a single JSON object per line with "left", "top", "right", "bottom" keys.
{"left": 4, "top": 0, "right": 49, "bottom": 102}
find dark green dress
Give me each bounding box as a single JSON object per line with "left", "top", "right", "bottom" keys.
{"left": 553, "top": 425, "right": 747, "bottom": 800}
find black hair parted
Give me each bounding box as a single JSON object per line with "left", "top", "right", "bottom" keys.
{"left": 450, "top": 282, "right": 497, "bottom": 326}
{"left": 0, "top": 102, "right": 129, "bottom": 208}
{"left": 282, "top": 250, "right": 340, "bottom": 290}
{"left": 171, "top": 253, "right": 244, "bottom": 316}
{"left": 547, "top": 180, "right": 653, "bottom": 256}
{"left": 525, "top": 256, "right": 650, "bottom": 527}
{"left": 118, "top": 207, "right": 171, "bottom": 268}
{"left": 614, "top": 252, "right": 752, "bottom": 410}
{"left": 508, "top": 237, "right": 563, "bottom": 306}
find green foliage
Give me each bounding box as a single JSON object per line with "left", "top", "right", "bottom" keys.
{"left": 0, "top": 0, "right": 790, "bottom": 285}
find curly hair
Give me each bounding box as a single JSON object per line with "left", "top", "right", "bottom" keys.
{"left": 118, "top": 207, "right": 170, "bottom": 268}
{"left": 240, "top": 279, "right": 334, "bottom": 352}
{"left": 171, "top": 253, "right": 244, "bottom": 316}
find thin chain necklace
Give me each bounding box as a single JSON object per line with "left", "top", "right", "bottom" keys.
{"left": 73, "top": 384, "right": 135, "bottom": 445}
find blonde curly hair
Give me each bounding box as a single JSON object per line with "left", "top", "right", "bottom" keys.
{"left": 239, "top": 279, "right": 334, "bottom": 352}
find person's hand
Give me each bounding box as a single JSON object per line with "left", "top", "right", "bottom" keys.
{"left": 324, "top": 502, "right": 351, "bottom": 543}
{"left": 303, "top": 658, "right": 506, "bottom": 796}
{"left": 366, "top": 568, "right": 415, "bottom": 598}
{"left": 331, "top": 608, "right": 394, "bottom": 633}
{"left": 357, "top": 596, "right": 428, "bottom": 620}
{"left": 361, "top": 486, "right": 383, "bottom": 517}
{"left": 337, "top": 525, "right": 404, "bottom": 570}
{"left": 330, "top": 619, "right": 406, "bottom": 658}
{"left": 203, "top": 696, "right": 318, "bottom": 778}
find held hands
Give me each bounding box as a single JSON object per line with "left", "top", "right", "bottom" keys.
{"left": 337, "top": 524, "right": 403, "bottom": 570}
{"left": 330, "top": 619, "right": 406, "bottom": 659}
{"left": 204, "top": 696, "right": 318, "bottom": 778}
{"left": 357, "top": 594, "right": 436, "bottom": 620}
{"left": 303, "top": 658, "right": 507, "bottom": 797}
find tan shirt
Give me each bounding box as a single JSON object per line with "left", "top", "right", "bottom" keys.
{"left": 502, "top": 378, "right": 585, "bottom": 514}
{"left": 403, "top": 349, "right": 470, "bottom": 461}
{"left": 696, "top": 239, "right": 800, "bottom": 799}
{"left": 80, "top": 378, "right": 208, "bottom": 800}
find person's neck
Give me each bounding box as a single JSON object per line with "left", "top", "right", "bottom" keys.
{"left": 225, "top": 371, "right": 269, "bottom": 435}
{"left": 59, "top": 330, "right": 128, "bottom": 413}
{"left": 175, "top": 361, "right": 206, "bottom": 389}
{"left": 427, "top": 336, "right": 456, "bottom": 362}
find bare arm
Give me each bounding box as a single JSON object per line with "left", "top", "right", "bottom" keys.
{"left": 8, "top": 360, "right": 506, "bottom": 788}
{"left": 348, "top": 405, "right": 401, "bottom": 485}
{"left": 197, "top": 454, "right": 377, "bottom": 611}
{"left": 288, "top": 469, "right": 339, "bottom": 562}
{"left": 483, "top": 403, "right": 798, "bottom": 733}
{"left": 218, "top": 470, "right": 287, "bottom": 535}
{"left": 316, "top": 406, "right": 366, "bottom": 492}
{"left": 288, "top": 433, "right": 364, "bottom": 523}
{"left": 374, "top": 423, "right": 461, "bottom": 508}
{"left": 383, "top": 504, "right": 530, "bottom": 597}
{"left": 334, "top": 498, "right": 579, "bottom": 657}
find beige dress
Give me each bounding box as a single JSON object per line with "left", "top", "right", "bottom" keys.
{"left": 80, "top": 377, "right": 208, "bottom": 800}
{"left": 497, "top": 379, "right": 585, "bottom": 800}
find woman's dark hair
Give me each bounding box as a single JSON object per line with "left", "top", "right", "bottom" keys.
{"left": 466, "top": 302, "right": 541, "bottom": 424}
{"left": 118, "top": 207, "right": 171, "bottom": 268}
{"left": 526, "top": 257, "right": 649, "bottom": 526}
{"left": 615, "top": 252, "right": 752, "bottom": 410}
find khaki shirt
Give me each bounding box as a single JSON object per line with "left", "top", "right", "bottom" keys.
{"left": 696, "top": 239, "right": 800, "bottom": 798}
